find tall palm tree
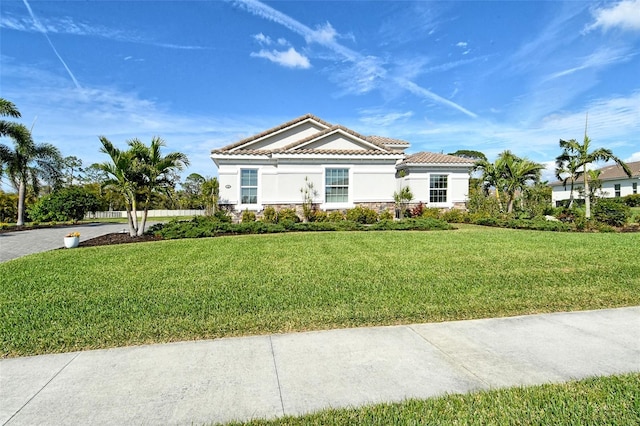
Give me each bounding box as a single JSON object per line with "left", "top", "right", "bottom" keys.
{"left": 558, "top": 136, "right": 632, "bottom": 218}
{"left": 498, "top": 150, "right": 544, "bottom": 214}
{"left": 555, "top": 150, "right": 582, "bottom": 208}
{"left": 0, "top": 100, "right": 62, "bottom": 225}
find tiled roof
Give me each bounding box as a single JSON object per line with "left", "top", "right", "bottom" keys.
{"left": 282, "top": 125, "right": 391, "bottom": 152}
{"left": 551, "top": 160, "right": 640, "bottom": 185}
{"left": 215, "top": 113, "right": 332, "bottom": 152}
{"left": 597, "top": 160, "right": 640, "bottom": 180}
{"left": 210, "top": 148, "right": 400, "bottom": 156}
{"left": 366, "top": 135, "right": 410, "bottom": 147}
{"left": 400, "top": 152, "right": 476, "bottom": 165}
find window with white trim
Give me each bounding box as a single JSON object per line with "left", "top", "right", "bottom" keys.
{"left": 325, "top": 168, "right": 349, "bottom": 203}
{"left": 633, "top": 182, "right": 637, "bottom": 195}
{"left": 429, "top": 174, "right": 448, "bottom": 203}
{"left": 240, "top": 169, "right": 258, "bottom": 204}
{"left": 614, "top": 184, "right": 621, "bottom": 197}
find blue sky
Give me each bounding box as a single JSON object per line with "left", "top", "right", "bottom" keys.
{"left": 1, "top": 0, "right": 639, "bottom": 187}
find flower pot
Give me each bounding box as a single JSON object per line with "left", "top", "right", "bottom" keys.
{"left": 64, "top": 236, "right": 79, "bottom": 249}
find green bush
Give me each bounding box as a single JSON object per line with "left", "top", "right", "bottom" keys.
{"left": 327, "top": 210, "right": 344, "bottom": 222}
{"left": 440, "top": 209, "right": 465, "bottom": 223}
{"left": 421, "top": 207, "right": 441, "bottom": 219}
{"left": 27, "top": 187, "right": 102, "bottom": 222}
{"left": 212, "top": 209, "right": 232, "bottom": 222}
{"left": 623, "top": 194, "right": 640, "bottom": 207}
{"left": 241, "top": 209, "right": 256, "bottom": 223}
{"left": 346, "top": 206, "right": 378, "bottom": 224}
{"left": 592, "top": 198, "right": 630, "bottom": 227}
{"left": 379, "top": 210, "right": 394, "bottom": 221}
{"left": 277, "top": 208, "right": 300, "bottom": 223}
{"left": 313, "top": 210, "right": 328, "bottom": 222}
{"left": 262, "top": 206, "right": 277, "bottom": 223}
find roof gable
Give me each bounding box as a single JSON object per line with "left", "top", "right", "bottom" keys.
{"left": 284, "top": 126, "right": 391, "bottom": 153}
{"left": 220, "top": 114, "right": 332, "bottom": 152}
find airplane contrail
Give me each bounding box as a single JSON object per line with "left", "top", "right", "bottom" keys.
{"left": 231, "top": 0, "right": 477, "bottom": 119}
{"left": 22, "top": 0, "right": 82, "bottom": 89}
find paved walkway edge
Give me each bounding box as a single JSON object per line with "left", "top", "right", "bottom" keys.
{"left": 1, "top": 307, "right": 639, "bottom": 425}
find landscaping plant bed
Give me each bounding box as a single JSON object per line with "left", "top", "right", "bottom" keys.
{"left": 79, "top": 232, "right": 162, "bottom": 247}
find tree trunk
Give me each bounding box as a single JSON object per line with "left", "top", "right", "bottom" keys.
{"left": 568, "top": 181, "right": 575, "bottom": 209}
{"left": 138, "top": 207, "right": 149, "bottom": 236}
{"left": 129, "top": 196, "right": 139, "bottom": 237}
{"left": 584, "top": 165, "right": 591, "bottom": 219}
{"left": 16, "top": 179, "right": 26, "bottom": 226}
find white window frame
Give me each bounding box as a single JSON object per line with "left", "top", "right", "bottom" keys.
{"left": 239, "top": 168, "right": 260, "bottom": 209}
{"left": 429, "top": 174, "right": 448, "bottom": 204}
{"left": 322, "top": 167, "right": 352, "bottom": 209}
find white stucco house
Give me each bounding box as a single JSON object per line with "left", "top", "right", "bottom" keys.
{"left": 210, "top": 114, "right": 474, "bottom": 216}
{"left": 550, "top": 160, "right": 640, "bottom": 206}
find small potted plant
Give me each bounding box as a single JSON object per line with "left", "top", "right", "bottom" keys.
{"left": 64, "top": 231, "right": 80, "bottom": 249}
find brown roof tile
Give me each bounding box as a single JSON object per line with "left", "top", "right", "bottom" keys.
{"left": 366, "top": 135, "right": 410, "bottom": 147}
{"left": 400, "top": 152, "right": 476, "bottom": 165}
{"left": 597, "top": 160, "right": 640, "bottom": 180}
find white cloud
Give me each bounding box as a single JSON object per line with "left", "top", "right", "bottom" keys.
{"left": 626, "top": 152, "right": 640, "bottom": 162}
{"left": 253, "top": 32, "right": 272, "bottom": 45}
{"left": 456, "top": 41, "right": 467, "bottom": 48}
{"left": 250, "top": 47, "right": 311, "bottom": 69}
{"left": 1, "top": 10, "right": 205, "bottom": 49}
{"left": 546, "top": 46, "right": 636, "bottom": 80}
{"left": 232, "top": 0, "right": 477, "bottom": 118}
{"left": 585, "top": 0, "right": 640, "bottom": 32}
{"left": 358, "top": 110, "right": 414, "bottom": 127}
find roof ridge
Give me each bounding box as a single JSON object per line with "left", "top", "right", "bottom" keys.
{"left": 215, "top": 114, "right": 332, "bottom": 152}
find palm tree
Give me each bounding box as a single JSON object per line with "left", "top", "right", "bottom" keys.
{"left": 98, "top": 136, "right": 189, "bottom": 236}
{"left": 558, "top": 136, "right": 632, "bottom": 218}
{"left": 473, "top": 158, "right": 505, "bottom": 212}
{"left": 129, "top": 137, "right": 189, "bottom": 235}
{"left": 97, "top": 137, "right": 141, "bottom": 236}
{"left": 498, "top": 151, "right": 544, "bottom": 214}
{"left": 0, "top": 99, "right": 21, "bottom": 118}
{"left": 0, "top": 100, "right": 62, "bottom": 225}
{"left": 555, "top": 150, "right": 582, "bottom": 208}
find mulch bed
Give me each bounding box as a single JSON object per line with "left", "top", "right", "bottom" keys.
{"left": 79, "top": 233, "right": 163, "bottom": 247}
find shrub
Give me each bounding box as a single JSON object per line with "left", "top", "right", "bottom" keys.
{"left": 327, "top": 210, "right": 344, "bottom": 222}
{"left": 346, "top": 206, "right": 379, "bottom": 224}
{"left": 262, "top": 206, "right": 277, "bottom": 223}
{"left": 421, "top": 208, "right": 441, "bottom": 219}
{"left": 27, "top": 187, "right": 102, "bottom": 223}
{"left": 241, "top": 209, "right": 256, "bottom": 223}
{"left": 410, "top": 202, "right": 425, "bottom": 218}
{"left": 213, "top": 209, "right": 232, "bottom": 222}
{"left": 592, "top": 198, "right": 630, "bottom": 227}
{"left": 440, "top": 209, "right": 465, "bottom": 223}
{"left": 623, "top": 194, "right": 640, "bottom": 207}
{"left": 277, "top": 208, "right": 300, "bottom": 223}
{"left": 556, "top": 207, "right": 583, "bottom": 223}
{"left": 379, "top": 210, "right": 394, "bottom": 221}
{"left": 313, "top": 210, "right": 328, "bottom": 222}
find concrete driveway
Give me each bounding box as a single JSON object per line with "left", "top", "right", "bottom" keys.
{"left": 0, "top": 223, "right": 140, "bottom": 263}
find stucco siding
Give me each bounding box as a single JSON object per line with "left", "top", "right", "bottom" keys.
{"left": 237, "top": 121, "right": 325, "bottom": 151}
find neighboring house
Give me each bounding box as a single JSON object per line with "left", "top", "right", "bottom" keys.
{"left": 550, "top": 160, "right": 640, "bottom": 206}
{"left": 210, "top": 114, "right": 474, "bottom": 216}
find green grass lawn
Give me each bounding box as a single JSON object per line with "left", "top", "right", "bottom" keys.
{"left": 224, "top": 373, "right": 640, "bottom": 425}
{"left": 2, "top": 225, "right": 639, "bottom": 357}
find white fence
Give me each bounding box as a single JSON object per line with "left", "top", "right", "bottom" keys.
{"left": 85, "top": 210, "right": 206, "bottom": 219}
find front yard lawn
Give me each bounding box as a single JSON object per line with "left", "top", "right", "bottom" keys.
{"left": 2, "top": 225, "right": 639, "bottom": 357}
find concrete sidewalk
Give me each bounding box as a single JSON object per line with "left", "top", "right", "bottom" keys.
{"left": 0, "top": 222, "right": 154, "bottom": 263}
{"left": 1, "top": 307, "right": 639, "bottom": 425}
